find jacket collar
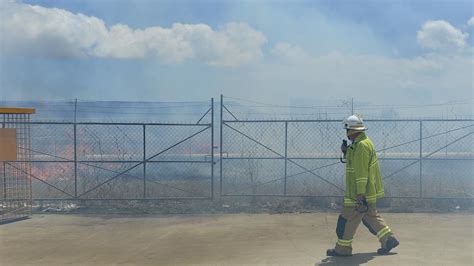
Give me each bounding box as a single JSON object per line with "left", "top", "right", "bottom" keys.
{"left": 353, "top": 132, "right": 367, "bottom": 144}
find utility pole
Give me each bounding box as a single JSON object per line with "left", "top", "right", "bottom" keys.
{"left": 351, "top": 97, "right": 354, "bottom": 114}
{"left": 74, "top": 98, "right": 78, "bottom": 123}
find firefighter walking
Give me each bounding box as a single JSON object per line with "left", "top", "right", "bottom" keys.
{"left": 326, "top": 115, "right": 399, "bottom": 256}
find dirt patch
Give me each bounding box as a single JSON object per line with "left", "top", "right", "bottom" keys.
{"left": 1, "top": 213, "right": 472, "bottom": 265}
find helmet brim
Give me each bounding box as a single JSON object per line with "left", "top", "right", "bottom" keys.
{"left": 344, "top": 126, "right": 367, "bottom": 131}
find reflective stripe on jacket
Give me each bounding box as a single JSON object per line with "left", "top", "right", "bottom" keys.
{"left": 343, "top": 133, "right": 384, "bottom": 206}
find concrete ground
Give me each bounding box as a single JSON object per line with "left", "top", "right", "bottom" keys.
{"left": 0, "top": 213, "right": 472, "bottom": 265}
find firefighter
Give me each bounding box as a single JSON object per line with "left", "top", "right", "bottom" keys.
{"left": 326, "top": 115, "right": 399, "bottom": 256}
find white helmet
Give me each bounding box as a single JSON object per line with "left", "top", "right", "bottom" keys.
{"left": 343, "top": 115, "right": 367, "bottom": 131}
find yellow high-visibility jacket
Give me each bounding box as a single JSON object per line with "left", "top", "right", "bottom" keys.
{"left": 343, "top": 133, "right": 384, "bottom": 206}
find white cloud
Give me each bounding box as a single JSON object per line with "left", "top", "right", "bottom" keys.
{"left": 468, "top": 17, "right": 474, "bottom": 27}
{"left": 0, "top": 2, "right": 267, "bottom": 66}
{"left": 0, "top": 2, "right": 108, "bottom": 58}
{"left": 417, "top": 20, "right": 469, "bottom": 51}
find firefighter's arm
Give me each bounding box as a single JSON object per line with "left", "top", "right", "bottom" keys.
{"left": 341, "top": 140, "right": 348, "bottom": 158}
{"left": 353, "top": 144, "right": 370, "bottom": 195}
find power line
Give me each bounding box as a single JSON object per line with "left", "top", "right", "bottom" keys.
{"left": 225, "top": 96, "right": 472, "bottom": 110}
{"left": 76, "top": 103, "right": 209, "bottom": 109}
{"left": 225, "top": 96, "right": 343, "bottom": 109}
{"left": 356, "top": 102, "right": 472, "bottom": 110}
{"left": 1, "top": 101, "right": 210, "bottom": 109}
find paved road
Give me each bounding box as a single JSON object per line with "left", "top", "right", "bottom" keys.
{"left": 0, "top": 213, "right": 472, "bottom": 265}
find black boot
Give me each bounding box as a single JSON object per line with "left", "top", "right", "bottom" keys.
{"left": 377, "top": 237, "right": 399, "bottom": 255}
{"left": 326, "top": 249, "right": 352, "bottom": 257}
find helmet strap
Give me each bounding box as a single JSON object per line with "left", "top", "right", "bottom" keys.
{"left": 346, "top": 129, "right": 362, "bottom": 139}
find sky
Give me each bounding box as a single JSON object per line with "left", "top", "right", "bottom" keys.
{"left": 0, "top": 0, "right": 473, "bottom": 115}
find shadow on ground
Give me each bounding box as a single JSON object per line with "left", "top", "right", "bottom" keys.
{"left": 318, "top": 252, "right": 397, "bottom": 266}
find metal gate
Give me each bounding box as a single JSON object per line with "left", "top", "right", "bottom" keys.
{"left": 1, "top": 107, "right": 35, "bottom": 223}
{"left": 7, "top": 99, "right": 215, "bottom": 201}
{"left": 219, "top": 96, "right": 473, "bottom": 200}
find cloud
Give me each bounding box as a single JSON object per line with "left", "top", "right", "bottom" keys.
{"left": 0, "top": 1, "right": 108, "bottom": 58}
{"left": 468, "top": 17, "right": 474, "bottom": 27}
{"left": 0, "top": 1, "right": 267, "bottom": 66}
{"left": 417, "top": 20, "right": 469, "bottom": 51}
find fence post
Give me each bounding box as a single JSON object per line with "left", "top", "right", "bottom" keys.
{"left": 284, "top": 121, "right": 288, "bottom": 196}
{"left": 1, "top": 117, "right": 4, "bottom": 200}
{"left": 74, "top": 123, "right": 77, "bottom": 198}
{"left": 74, "top": 99, "right": 78, "bottom": 198}
{"left": 143, "top": 124, "right": 147, "bottom": 200}
{"left": 419, "top": 120, "right": 423, "bottom": 198}
{"left": 3, "top": 162, "right": 6, "bottom": 200}
{"left": 211, "top": 98, "right": 214, "bottom": 199}
{"left": 219, "top": 95, "right": 223, "bottom": 197}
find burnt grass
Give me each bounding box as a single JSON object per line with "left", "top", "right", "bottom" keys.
{"left": 33, "top": 196, "right": 473, "bottom": 215}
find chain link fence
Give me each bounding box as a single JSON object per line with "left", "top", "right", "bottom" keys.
{"left": 220, "top": 98, "right": 473, "bottom": 200}
{"left": 1, "top": 110, "right": 34, "bottom": 223}
{"left": 2, "top": 99, "right": 215, "bottom": 202}
{"left": 1, "top": 97, "right": 472, "bottom": 204}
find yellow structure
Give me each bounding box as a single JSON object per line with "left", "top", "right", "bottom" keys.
{"left": 0, "top": 107, "right": 36, "bottom": 114}
{"left": 0, "top": 107, "right": 35, "bottom": 223}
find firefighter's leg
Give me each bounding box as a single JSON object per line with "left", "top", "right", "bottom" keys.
{"left": 362, "top": 205, "right": 397, "bottom": 249}
{"left": 333, "top": 207, "right": 364, "bottom": 255}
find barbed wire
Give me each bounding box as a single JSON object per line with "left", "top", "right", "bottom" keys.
{"left": 223, "top": 96, "right": 473, "bottom": 120}
{"left": 1, "top": 98, "right": 472, "bottom": 122}
{"left": 224, "top": 96, "right": 472, "bottom": 109}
